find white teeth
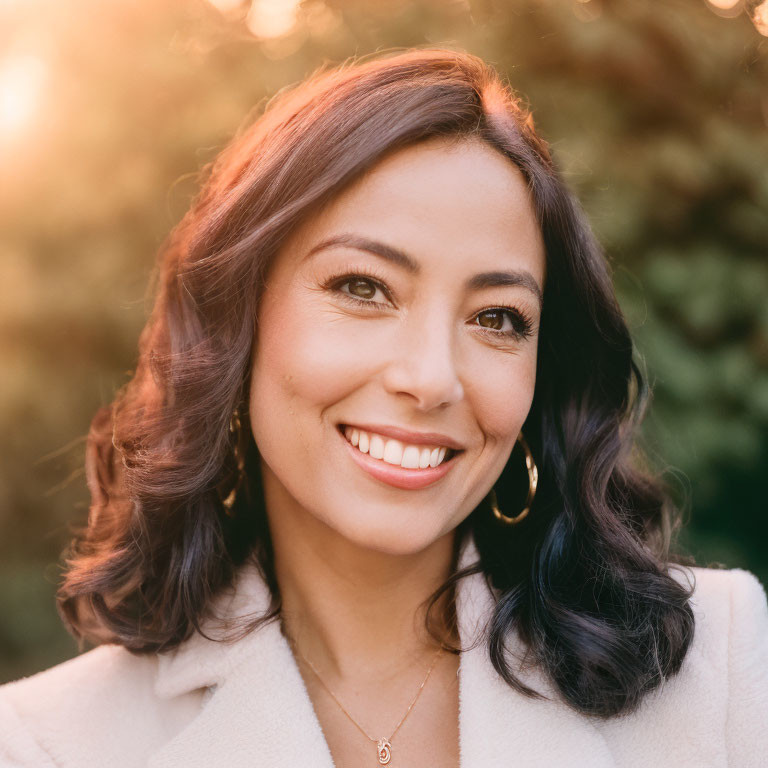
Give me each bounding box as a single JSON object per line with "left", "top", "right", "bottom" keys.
{"left": 342, "top": 426, "right": 453, "bottom": 470}
{"left": 401, "top": 445, "right": 420, "bottom": 469}
{"left": 369, "top": 434, "right": 385, "bottom": 460}
{"left": 383, "top": 439, "right": 404, "bottom": 465}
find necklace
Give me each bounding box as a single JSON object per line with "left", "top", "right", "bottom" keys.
{"left": 284, "top": 628, "right": 444, "bottom": 766}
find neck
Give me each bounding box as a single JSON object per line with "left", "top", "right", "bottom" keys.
{"left": 262, "top": 467, "right": 459, "bottom": 683}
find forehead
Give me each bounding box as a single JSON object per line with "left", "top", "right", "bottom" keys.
{"left": 282, "top": 136, "right": 546, "bottom": 286}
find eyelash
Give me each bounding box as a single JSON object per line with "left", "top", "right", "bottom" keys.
{"left": 322, "top": 268, "right": 535, "bottom": 342}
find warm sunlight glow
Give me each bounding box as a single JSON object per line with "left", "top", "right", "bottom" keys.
{"left": 573, "top": 0, "right": 602, "bottom": 21}
{"left": 0, "top": 54, "right": 46, "bottom": 139}
{"left": 706, "top": 0, "right": 742, "bottom": 9}
{"left": 206, "top": 0, "right": 244, "bottom": 13}
{"left": 245, "top": 0, "right": 301, "bottom": 39}
{"left": 751, "top": 0, "right": 768, "bottom": 35}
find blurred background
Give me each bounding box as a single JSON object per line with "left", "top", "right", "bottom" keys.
{"left": 1, "top": 0, "right": 767, "bottom": 683}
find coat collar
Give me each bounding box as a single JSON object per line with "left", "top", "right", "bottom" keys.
{"left": 150, "top": 534, "right": 614, "bottom": 767}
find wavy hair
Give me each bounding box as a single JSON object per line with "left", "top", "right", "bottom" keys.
{"left": 58, "top": 47, "right": 696, "bottom": 719}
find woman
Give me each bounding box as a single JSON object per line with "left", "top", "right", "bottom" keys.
{"left": 1, "top": 48, "right": 766, "bottom": 768}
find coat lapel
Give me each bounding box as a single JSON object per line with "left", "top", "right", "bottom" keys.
{"left": 149, "top": 561, "right": 336, "bottom": 768}
{"left": 150, "top": 535, "right": 615, "bottom": 767}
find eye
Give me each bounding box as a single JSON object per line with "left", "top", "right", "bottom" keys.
{"left": 324, "top": 270, "right": 535, "bottom": 342}
{"left": 326, "top": 270, "right": 393, "bottom": 307}
{"left": 473, "top": 307, "right": 534, "bottom": 341}
{"left": 339, "top": 276, "right": 388, "bottom": 304}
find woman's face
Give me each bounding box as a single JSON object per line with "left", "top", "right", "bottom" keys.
{"left": 249, "top": 136, "right": 546, "bottom": 556}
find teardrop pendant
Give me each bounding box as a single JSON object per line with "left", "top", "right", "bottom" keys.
{"left": 377, "top": 737, "right": 392, "bottom": 764}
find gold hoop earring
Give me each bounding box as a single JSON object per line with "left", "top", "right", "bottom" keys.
{"left": 221, "top": 409, "right": 246, "bottom": 516}
{"left": 490, "top": 431, "right": 538, "bottom": 525}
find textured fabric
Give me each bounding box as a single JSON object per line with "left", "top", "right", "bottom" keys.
{"left": 1, "top": 535, "right": 766, "bottom": 767}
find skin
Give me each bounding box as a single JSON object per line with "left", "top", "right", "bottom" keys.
{"left": 248, "top": 135, "right": 546, "bottom": 767}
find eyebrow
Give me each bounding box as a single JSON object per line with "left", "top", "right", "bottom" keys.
{"left": 304, "top": 233, "right": 544, "bottom": 308}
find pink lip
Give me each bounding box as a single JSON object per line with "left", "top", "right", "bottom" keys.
{"left": 339, "top": 422, "right": 465, "bottom": 451}
{"left": 338, "top": 427, "right": 459, "bottom": 490}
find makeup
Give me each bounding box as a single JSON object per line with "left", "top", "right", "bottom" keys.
{"left": 338, "top": 425, "right": 459, "bottom": 490}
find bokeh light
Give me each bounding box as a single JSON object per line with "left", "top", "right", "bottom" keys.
{"left": 207, "top": 0, "right": 244, "bottom": 12}
{"left": 706, "top": 0, "right": 742, "bottom": 11}
{"left": 246, "top": 0, "right": 301, "bottom": 39}
{"left": 0, "top": 54, "right": 46, "bottom": 141}
{"left": 750, "top": 0, "right": 768, "bottom": 34}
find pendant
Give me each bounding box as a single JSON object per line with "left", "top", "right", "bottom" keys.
{"left": 377, "top": 737, "right": 392, "bottom": 765}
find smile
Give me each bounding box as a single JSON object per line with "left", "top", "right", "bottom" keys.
{"left": 337, "top": 424, "right": 461, "bottom": 490}
{"left": 342, "top": 425, "right": 456, "bottom": 468}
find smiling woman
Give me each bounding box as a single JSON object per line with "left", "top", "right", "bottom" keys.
{"left": 1, "top": 48, "right": 766, "bottom": 768}
{"left": 251, "top": 137, "right": 545, "bottom": 557}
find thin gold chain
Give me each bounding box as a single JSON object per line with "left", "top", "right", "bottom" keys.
{"left": 285, "top": 630, "right": 444, "bottom": 745}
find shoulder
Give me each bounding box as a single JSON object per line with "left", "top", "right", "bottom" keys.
{"left": 680, "top": 561, "right": 767, "bottom": 609}
{"left": 594, "top": 564, "right": 768, "bottom": 767}
{"left": 686, "top": 565, "right": 768, "bottom": 760}
{"left": 0, "top": 644, "right": 203, "bottom": 768}
{"left": 662, "top": 563, "right": 767, "bottom": 697}
{"left": 672, "top": 564, "right": 767, "bottom": 662}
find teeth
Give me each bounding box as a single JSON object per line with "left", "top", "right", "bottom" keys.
{"left": 369, "top": 434, "right": 385, "bottom": 460}
{"left": 342, "top": 426, "right": 453, "bottom": 470}
{"left": 383, "top": 439, "right": 402, "bottom": 465}
{"left": 401, "top": 445, "right": 421, "bottom": 469}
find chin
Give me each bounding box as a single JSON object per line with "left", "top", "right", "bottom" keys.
{"left": 321, "top": 505, "right": 449, "bottom": 558}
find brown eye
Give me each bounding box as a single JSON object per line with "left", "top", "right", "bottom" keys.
{"left": 477, "top": 309, "right": 506, "bottom": 331}
{"left": 475, "top": 307, "right": 534, "bottom": 340}
{"left": 327, "top": 271, "right": 392, "bottom": 307}
{"left": 346, "top": 278, "right": 377, "bottom": 300}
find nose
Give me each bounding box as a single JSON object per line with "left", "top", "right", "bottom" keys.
{"left": 381, "top": 305, "right": 465, "bottom": 411}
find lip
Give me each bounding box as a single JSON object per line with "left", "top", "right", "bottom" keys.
{"left": 337, "top": 425, "right": 460, "bottom": 490}
{"left": 338, "top": 422, "right": 466, "bottom": 451}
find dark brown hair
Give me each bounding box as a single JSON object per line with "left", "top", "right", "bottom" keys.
{"left": 58, "top": 47, "right": 696, "bottom": 719}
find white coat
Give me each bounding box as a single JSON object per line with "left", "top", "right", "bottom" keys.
{"left": 1, "top": 535, "right": 767, "bottom": 767}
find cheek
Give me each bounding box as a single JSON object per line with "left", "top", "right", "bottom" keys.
{"left": 249, "top": 291, "right": 376, "bottom": 426}
{"left": 466, "top": 345, "right": 538, "bottom": 445}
